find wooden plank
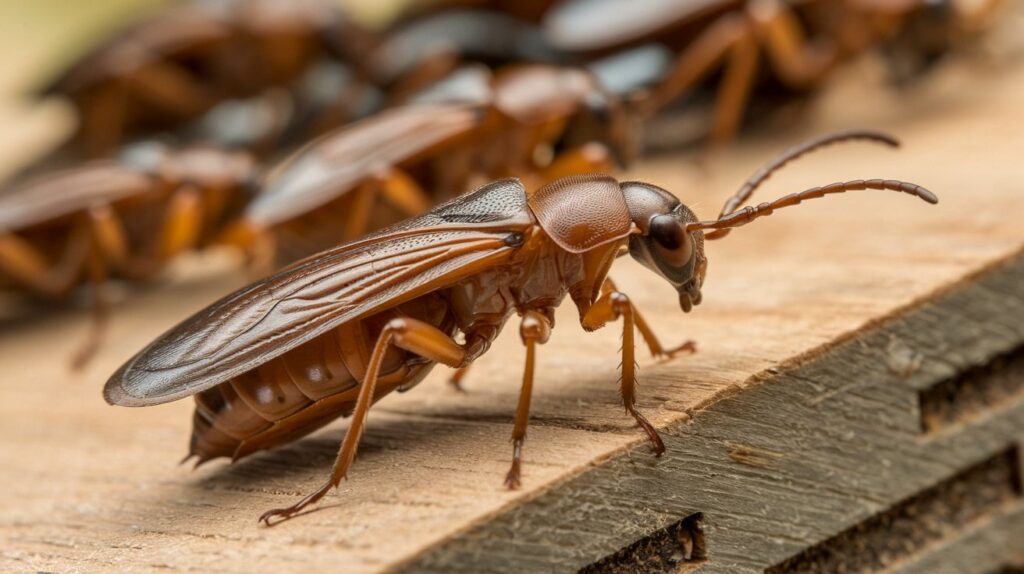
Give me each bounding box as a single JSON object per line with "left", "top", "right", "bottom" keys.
{"left": 404, "top": 254, "right": 1024, "bottom": 573}
{"left": 3, "top": 13, "right": 1024, "bottom": 574}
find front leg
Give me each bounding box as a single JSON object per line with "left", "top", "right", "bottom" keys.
{"left": 601, "top": 278, "right": 696, "bottom": 360}
{"left": 581, "top": 286, "right": 672, "bottom": 456}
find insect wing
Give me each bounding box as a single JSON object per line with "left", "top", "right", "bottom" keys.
{"left": 105, "top": 178, "right": 531, "bottom": 406}
{"left": 246, "top": 101, "right": 484, "bottom": 227}
{"left": 0, "top": 163, "right": 157, "bottom": 232}
{"left": 543, "top": 0, "right": 739, "bottom": 52}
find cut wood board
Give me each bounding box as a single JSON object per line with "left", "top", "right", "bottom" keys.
{"left": 3, "top": 19, "right": 1024, "bottom": 574}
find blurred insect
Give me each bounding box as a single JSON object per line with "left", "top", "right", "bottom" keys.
{"left": 394, "top": 0, "right": 561, "bottom": 23}
{"left": 184, "top": 59, "right": 385, "bottom": 159}
{"left": 0, "top": 142, "right": 257, "bottom": 367}
{"left": 39, "top": 0, "right": 373, "bottom": 156}
{"left": 103, "top": 130, "right": 937, "bottom": 524}
{"left": 542, "top": 0, "right": 1005, "bottom": 149}
{"left": 366, "top": 8, "right": 564, "bottom": 102}
{"left": 224, "top": 63, "right": 626, "bottom": 269}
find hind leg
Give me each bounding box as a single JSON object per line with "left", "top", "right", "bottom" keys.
{"left": 259, "top": 318, "right": 467, "bottom": 525}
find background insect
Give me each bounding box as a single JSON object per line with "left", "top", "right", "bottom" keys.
{"left": 103, "top": 130, "right": 937, "bottom": 524}
{"left": 366, "top": 8, "right": 564, "bottom": 102}
{"left": 38, "top": 0, "right": 374, "bottom": 156}
{"left": 0, "top": 142, "right": 257, "bottom": 367}
{"left": 541, "top": 0, "right": 1005, "bottom": 149}
{"left": 224, "top": 62, "right": 626, "bottom": 269}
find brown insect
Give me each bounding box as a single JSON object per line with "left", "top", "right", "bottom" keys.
{"left": 367, "top": 7, "right": 564, "bottom": 101}
{"left": 103, "top": 130, "right": 937, "bottom": 524}
{"left": 40, "top": 0, "right": 372, "bottom": 156}
{"left": 224, "top": 63, "right": 626, "bottom": 269}
{"left": 393, "top": 0, "right": 561, "bottom": 24}
{"left": 541, "top": 0, "right": 1005, "bottom": 149}
{"left": 183, "top": 58, "right": 385, "bottom": 161}
{"left": 0, "top": 142, "right": 256, "bottom": 367}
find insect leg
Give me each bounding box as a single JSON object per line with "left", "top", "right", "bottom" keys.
{"left": 0, "top": 225, "right": 90, "bottom": 297}
{"left": 505, "top": 310, "right": 552, "bottom": 489}
{"left": 155, "top": 185, "right": 204, "bottom": 263}
{"left": 448, "top": 364, "right": 472, "bottom": 393}
{"left": 602, "top": 279, "right": 696, "bottom": 360}
{"left": 748, "top": 0, "right": 841, "bottom": 89}
{"left": 341, "top": 181, "right": 378, "bottom": 243}
{"left": 641, "top": 14, "right": 750, "bottom": 118}
{"left": 371, "top": 167, "right": 432, "bottom": 216}
{"left": 540, "top": 143, "right": 615, "bottom": 182}
{"left": 259, "top": 317, "right": 467, "bottom": 526}
{"left": 709, "top": 22, "right": 760, "bottom": 150}
{"left": 216, "top": 218, "right": 277, "bottom": 277}
{"left": 70, "top": 238, "right": 111, "bottom": 370}
{"left": 582, "top": 289, "right": 666, "bottom": 456}
{"left": 86, "top": 204, "right": 129, "bottom": 271}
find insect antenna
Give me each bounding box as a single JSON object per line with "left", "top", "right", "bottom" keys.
{"left": 687, "top": 179, "right": 937, "bottom": 236}
{"left": 706, "top": 130, "right": 901, "bottom": 240}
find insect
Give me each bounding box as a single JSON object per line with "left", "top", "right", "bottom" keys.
{"left": 367, "top": 8, "right": 564, "bottom": 102}
{"left": 39, "top": 0, "right": 372, "bottom": 156}
{"left": 0, "top": 142, "right": 257, "bottom": 367}
{"left": 103, "top": 130, "right": 937, "bottom": 524}
{"left": 541, "top": 0, "right": 1005, "bottom": 149}
{"left": 183, "top": 58, "right": 385, "bottom": 160}
{"left": 224, "top": 63, "right": 625, "bottom": 269}
{"left": 393, "top": 0, "right": 561, "bottom": 24}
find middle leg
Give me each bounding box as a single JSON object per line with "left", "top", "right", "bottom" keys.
{"left": 505, "top": 310, "right": 552, "bottom": 489}
{"left": 602, "top": 278, "right": 696, "bottom": 360}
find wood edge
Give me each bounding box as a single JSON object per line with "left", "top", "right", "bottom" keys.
{"left": 385, "top": 245, "right": 1024, "bottom": 573}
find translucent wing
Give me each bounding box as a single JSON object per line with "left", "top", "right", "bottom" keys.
{"left": 0, "top": 163, "right": 157, "bottom": 232}
{"left": 105, "top": 178, "right": 531, "bottom": 406}
{"left": 544, "top": 0, "right": 739, "bottom": 52}
{"left": 246, "top": 102, "right": 484, "bottom": 227}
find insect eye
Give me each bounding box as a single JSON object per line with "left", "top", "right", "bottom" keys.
{"left": 649, "top": 214, "right": 683, "bottom": 249}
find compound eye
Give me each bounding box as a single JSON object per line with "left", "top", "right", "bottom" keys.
{"left": 649, "top": 214, "right": 693, "bottom": 267}
{"left": 649, "top": 214, "right": 683, "bottom": 248}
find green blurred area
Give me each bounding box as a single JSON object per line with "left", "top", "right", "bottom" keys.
{"left": 0, "top": 0, "right": 165, "bottom": 92}
{"left": 0, "top": 0, "right": 418, "bottom": 95}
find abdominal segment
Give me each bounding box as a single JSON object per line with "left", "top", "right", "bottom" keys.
{"left": 186, "top": 295, "right": 453, "bottom": 464}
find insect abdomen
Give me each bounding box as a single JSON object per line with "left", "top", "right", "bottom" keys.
{"left": 187, "top": 295, "right": 452, "bottom": 464}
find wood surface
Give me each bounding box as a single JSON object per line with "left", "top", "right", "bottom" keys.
{"left": 3, "top": 12, "right": 1024, "bottom": 574}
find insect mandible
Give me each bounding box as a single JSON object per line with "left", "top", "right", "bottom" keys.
{"left": 103, "top": 130, "right": 937, "bottom": 524}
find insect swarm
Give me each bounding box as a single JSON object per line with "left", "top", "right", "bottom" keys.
{"left": 541, "top": 0, "right": 1005, "bottom": 149}
{"left": 0, "top": 142, "right": 257, "bottom": 367}
{"left": 103, "top": 130, "right": 937, "bottom": 524}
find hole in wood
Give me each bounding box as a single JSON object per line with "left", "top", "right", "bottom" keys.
{"left": 764, "top": 446, "right": 1022, "bottom": 574}
{"left": 919, "top": 343, "right": 1024, "bottom": 434}
{"left": 579, "top": 512, "right": 706, "bottom": 573}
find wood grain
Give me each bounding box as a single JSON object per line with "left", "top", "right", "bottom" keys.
{"left": 3, "top": 14, "right": 1024, "bottom": 574}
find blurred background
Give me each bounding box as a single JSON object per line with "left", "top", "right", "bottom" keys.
{"left": 2, "top": 1, "right": 1024, "bottom": 571}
